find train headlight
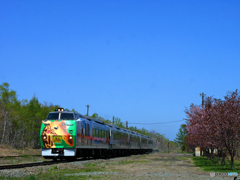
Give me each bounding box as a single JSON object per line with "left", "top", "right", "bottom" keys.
{"left": 69, "top": 136, "right": 72, "bottom": 140}
{"left": 43, "top": 135, "right": 47, "bottom": 140}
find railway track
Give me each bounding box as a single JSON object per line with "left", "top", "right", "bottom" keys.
{"left": 0, "top": 156, "right": 112, "bottom": 170}
{"left": 0, "top": 160, "right": 65, "bottom": 170}
{"left": 0, "top": 153, "right": 148, "bottom": 170}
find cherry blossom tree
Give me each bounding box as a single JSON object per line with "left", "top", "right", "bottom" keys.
{"left": 185, "top": 90, "right": 240, "bottom": 169}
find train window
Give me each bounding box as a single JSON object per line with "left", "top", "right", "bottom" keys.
{"left": 74, "top": 114, "right": 78, "bottom": 119}
{"left": 93, "top": 128, "right": 95, "bottom": 137}
{"left": 95, "top": 129, "right": 97, "bottom": 137}
{"left": 88, "top": 124, "right": 90, "bottom": 136}
{"left": 46, "top": 113, "right": 59, "bottom": 120}
{"left": 61, "top": 113, "right": 74, "bottom": 120}
{"left": 61, "top": 113, "right": 70, "bottom": 120}
{"left": 85, "top": 123, "right": 90, "bottom": 136}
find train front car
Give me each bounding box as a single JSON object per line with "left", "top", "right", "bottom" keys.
{"left": 40, "top": 108, "right": 76, "bottom": 160}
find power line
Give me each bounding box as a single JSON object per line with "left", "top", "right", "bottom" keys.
{"left": 128, "top": 119, "right": 186, "bottom": 125}
{"left": 88, "top": 106, "right": 186, "bottom": 125}
{"left": 90, "top": 106, "right": 112, "bottom": 119}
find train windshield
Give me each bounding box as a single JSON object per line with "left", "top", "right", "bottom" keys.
{"left": 60, "top": 113, "right": 74, "bottom": 120}
{"left": 46, "top": 113, "right": 59, "bottom": 120}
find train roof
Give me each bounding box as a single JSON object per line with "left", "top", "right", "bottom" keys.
{"left": 51, "top": 108, "right": 152, "bottom": 139}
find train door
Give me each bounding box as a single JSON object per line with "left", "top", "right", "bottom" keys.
{"left": 81, "top": 120, "right": 84, "bottom": 145}
{"left": 106, "top": 129, "right": 109, "bottom": 146}
{"left": 76, "top": 120, "right": 81, "bottom": 146}
{"left": 85, "top": 122, "right": 90, "bottom": 145}
{"left": 109, "top": 128, "right": 113, "bottom": 149}
{"left": 128, "top": 133, "right": 131, "bottom": 149}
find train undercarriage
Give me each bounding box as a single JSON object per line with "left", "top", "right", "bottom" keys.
{"left": 43, "top": 148, "right": 153, "bottom": 161}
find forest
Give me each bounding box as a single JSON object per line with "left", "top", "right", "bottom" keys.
{"left": 0, "top": 82, "right": 176, "bottom": 152}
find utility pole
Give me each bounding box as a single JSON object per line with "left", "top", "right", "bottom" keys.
{"left": 199, "top": 92, "right": 206, "bottom": 157}
{"left": 86, "top": 104, "right": 90, "bottom": 116}
{"left": 126, "top": 121, "right": 128, "bottom": 129}
{"left": 112, "top": 116, "right": 114, "bottom": 125}
{"left": 199, "top": 92, "right": 206, "bottom": 108}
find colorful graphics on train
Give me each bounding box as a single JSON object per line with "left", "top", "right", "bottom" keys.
{"left": 40, "top": 120, "right": 76, "bottom": 148}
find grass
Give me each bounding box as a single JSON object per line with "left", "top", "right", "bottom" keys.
{"left": 118, "top": 160, "right": 150, "bottom": 165}
{"left": 175, "top": 150, "right": 193, "bottom": 154}
{"left": 177, "top": 156, "right": 190, "bottom": 160}
{"left": 192, "top": 156, "right": 240, "bottom": 173}
{"left": 84, "top": 163, "right": 97, "bottom": 168}
{"left": 48, "top": 166, "right": 58, "bottom": 171}
{"left": 2, "top": 155, "right": 44, "bottom": 165}
{"left": 0, "top": 166, "right": 108, "bottom": 180}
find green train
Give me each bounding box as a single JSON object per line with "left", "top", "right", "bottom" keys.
{"left": 40, "top": 108, "right": 154, "bottom": 160}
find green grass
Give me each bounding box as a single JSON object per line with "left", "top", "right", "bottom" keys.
{"left": 48, "top": 166, "right": 58, "bottom": 171}
{"left": 84, "top": 163, "right": 97, "bottom": 168}
{"left": 193, "top": 156, "right": 240, "bottom": 173}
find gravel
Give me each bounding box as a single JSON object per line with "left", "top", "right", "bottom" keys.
{"left": 65, "top": 172, "right": 118, "bottom": 176}
{"left": 0, "top": 157, "right": 123, "bottom": 178}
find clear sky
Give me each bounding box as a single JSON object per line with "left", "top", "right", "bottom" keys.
{"left": 0, "top": 0, "right": 240, "bottom": 141}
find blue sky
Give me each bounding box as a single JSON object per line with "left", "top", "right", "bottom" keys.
{"left": 0, "top": 0, "right": 240, "bottom": 141}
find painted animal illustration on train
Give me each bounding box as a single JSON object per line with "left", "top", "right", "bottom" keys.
{"left": 41, "top": 120, "right": 74, "bottom": 148}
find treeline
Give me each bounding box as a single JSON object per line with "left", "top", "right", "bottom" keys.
{"left": 0, "top": 82, "right": 61, "bottom": 149}
{"left": 185, "top": 90, "right": 240, "bottom": 170}
{"left": 0, "top": 82, "right": 177, "bottom": 152}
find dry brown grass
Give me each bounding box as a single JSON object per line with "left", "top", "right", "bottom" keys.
{"left": 0, "top": 144, "right": 41, "bottom": 157}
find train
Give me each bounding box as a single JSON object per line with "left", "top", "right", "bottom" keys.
{"left": 40, "top": 108, "right": 155, "bottom": 160}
